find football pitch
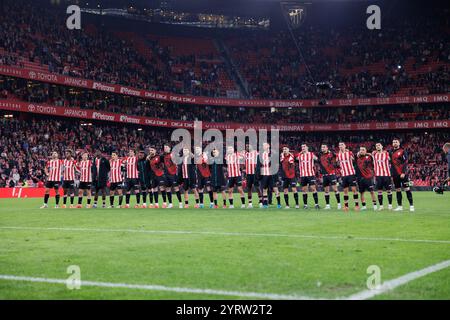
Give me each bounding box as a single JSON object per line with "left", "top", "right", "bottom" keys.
{"left": 0, "top": 192, "right": 449, "bottom": 300}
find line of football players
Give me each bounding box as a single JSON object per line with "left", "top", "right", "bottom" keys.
{"left": 41, "top": 139, "right": 413, "bottom": 211}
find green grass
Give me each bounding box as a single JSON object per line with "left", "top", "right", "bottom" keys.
{"left": 0, "top": 192, "right": 449, "bottom": 300}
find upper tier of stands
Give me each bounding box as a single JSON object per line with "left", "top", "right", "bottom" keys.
{"left": 1, "top": 0, "right": 448, "bottom": 101}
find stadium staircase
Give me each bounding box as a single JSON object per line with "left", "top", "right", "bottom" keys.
{"left": 214, "top": 39, "right": 250, "bottom": 98}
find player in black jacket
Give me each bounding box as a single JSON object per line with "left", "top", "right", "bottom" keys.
{"left": 210, "top": 148, "right": 227, "bottom": 208}
{"left": 391, "top": 139, "right": 414, "bottom": 212}
{"left": 137, "top": 150, "right": 152, "bottom": 208}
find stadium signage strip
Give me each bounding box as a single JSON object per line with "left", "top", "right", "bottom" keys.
{"left": 0, "top": 65, "right": 449, "bottom": 108}
{"left": 1, "top": 99, "right": 449, "bottom": 132}
{"left": 0, "top": 259, "right": 449, "bottom": 299}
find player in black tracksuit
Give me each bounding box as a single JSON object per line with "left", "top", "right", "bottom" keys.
{"left": 210, "top": 148, "right": 227, "bottom": 208}
{"left": 137, "top": 150, "right": 152, "bottom": 208}
{"left": 178, "top": 148, "right": 199, "bottom": 207}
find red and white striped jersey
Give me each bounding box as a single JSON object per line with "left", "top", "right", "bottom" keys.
{"left": 337, "top": 150, "right": 356, "bottom": 176}
{"left": 260, "top": 151, "right": 272, "bottom": 176}
{"left": 62, "top": 159, "right": 77, "bottom": 181}
{"left": 46, "top": 159, "right": 62, "bottom": 182}
{"left": 297, "top": 152, "right": 316, "bottom": 177}
{"left": 109, "top": 159, "right": 124, "bottom": 183}
{"left": 124, "top": 156, "right": 138, "bottom": 179}
{"left": 78, "top": 160, "right": 92, "bottom": 182}
{"left": 373, "top": 151, "right": 391, "bottom": 177}
{"left": 245, "top": 150, "right": 258, "bottom": 175}
{"left": 181, "top": 155, "right": 190, "bottom": 179}
{"left": 225, "top": 152, "right": 242, "bottom": 178}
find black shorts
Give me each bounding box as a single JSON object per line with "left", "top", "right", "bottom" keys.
{"left": 109, "top": 182, "right": 122, "bottom": 191}
{"left": 272, "top": 174, "right": 281, "bottom": 188}
{"left": 139, "top": 179, "right": 151, "bottom": 190}
{"left": 260, "top": 175, "right": 273, "bottom": 189}
{"left": 300, "top": 176, "right": 316, "bottom": 187}
{"left": 282, "top": 177, "right": 297, "bottom": 189}
{"left": 45, "top": 181, "right": 60, "bottom": 189}
{"left": 62, "top": 180, "right": 75, "bottom": 189}
{"left": 151, "top": 176, "right": 165, "bottom": 189}
{"left": 393, "top": 174, "right": 410, "bottom": 189}
{"left": 125, "top": 178, "right": 139, "bottom": 191}
{"left": 376, "top": 176, "right": 393, "bottom": 191}
{"left": 93, "top": 180, "right": 107, "bottom": 190}
{"left": 341, "top": 175, "right": 357, "bottom": 188}
{"left": 212, "top": 185, "right": 225, "bottom": 193}
{"left": 197, "top": 176, "right": 211, "bottom": 189}
{"left": 246, "top": 174, "right": 259, "bottom": 189}
{"left": 358, "top": 177, "right": 374, "bottom": 193}
{"left": 227, "top": 176, "right": 242, "bottom": 188}
{"left": 93, "top": 184, "right": 107, "bottom": 193}
{"left": 164, "top": 174, "right": 179, "bottom": 188}
{"left": 182, "top": 177, "right": 197, "bottom": 190}
{"left": 322, "top": 174, "right": 337, "bottom": 187}
{"left": 79, "top": 182, "right": 91, "bottom": 190}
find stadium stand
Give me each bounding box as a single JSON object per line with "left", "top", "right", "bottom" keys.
{"left": 0, "top": 0, "right": 448, "bottom": 100}
{"left": 0, "top": 0, "right": 448, "bottom": 189}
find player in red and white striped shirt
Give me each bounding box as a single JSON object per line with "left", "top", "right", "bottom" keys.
{"left": 372, "top": 143, "right": 393, "bottom": 210}
{"left": 259, "top": 143, "right": 281, "bottom": 208}
{"left": 225, "top": 146, "right": 245, "bottom": 208}
{"left": 297, "top": 144, "right": 319, "bottom": 209}
{"left": 179, "top": 147, "right": 199, "bottom": 208}
{"left": 109, "top": 151, "right": 124, "bottom": 208}
{"left": 76, "top": 152, "right": 93, "bottom": 208}
{"left": 244, "top": 144, "right": 262, "bottom": 208}
{"left": 123, "top": 149, "right": 140, "bottom": 208}
{"left": 337, "top": 142, "right": 360, "bottom": 211}
{"left": 40, "top": 151, "right": 62, "bottom": 208}
{"left": 61, "top": 150, "right": 77, "bottom": 208}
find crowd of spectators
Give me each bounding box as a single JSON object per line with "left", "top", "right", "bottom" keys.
{"left": 226, "top": 13, "right": 449, "bottom": 100}
{"left": 0, "top": 0, "right": 448, "bottom": 100}
{"left": 0, "top": 116, "right": 447, "bottom": 188}
{"left": 0, "top": 117, "right": 169, "bottom": 188}
{"left": 0, "top": 0, "right": 235, "bottom": 98}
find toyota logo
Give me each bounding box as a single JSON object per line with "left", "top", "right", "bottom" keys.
{"left": 29, "top": 71, "right": 37, "bottom": 79}
{"left": 28, "top": 104, "right": 36, "bottom": 112}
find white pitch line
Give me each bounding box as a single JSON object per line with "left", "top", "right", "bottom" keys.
{"left": 0, "top": 226, "right": 449, "bottom": 244}
{"left": 345, "top": 259, "right": 450, "bottom": 300}
{"left": 1, "top": 259, "right": 449, "bottom": 299}
{"left": 0, "top": 275, "right": 316, "bottom": 300}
